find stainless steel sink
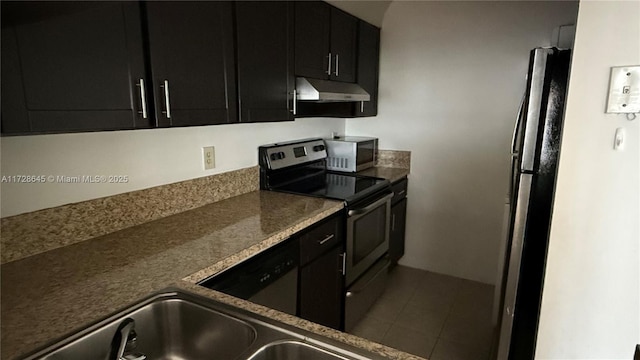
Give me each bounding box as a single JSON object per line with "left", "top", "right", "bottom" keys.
{"left": 27, "top": 293, "right": 257, "bottom": 360}
{"left": 23, "top": 289, "right": 386, "bottom": 360}
{"left": 247, "top": 340, "right": 350, "bottom": 360}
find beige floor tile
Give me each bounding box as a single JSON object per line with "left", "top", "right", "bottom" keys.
{"left": 453, "top": 279, "right": 494, "bottom": 315}
{"left": 388, "top": 265, "right": 427, "bottom": 285}
{"left": 380, "top": 323, "right": 438, "bottom": 358}
{"left": 382, "top": 279, "right": 416, "bottom": 302}
{"left": 394, "top": 300, "right": 449, "bottom": 337}
{"left": 438, "top": 309, "right": 495, "bottom": 352}
{"left": 365, "top": 293, "right": 408, "bottom": 323}
{"left": 353, "top": 266, "right": 496, "bottom": 358}
{"left": 430, "top": 338, "right": 490, "bottom": 360}
{"left": 408, "top": 285, "right": 457, "bottom": 313}
{"left": 349, "top": 315, "right": 393, "bottom": 343}
{"left": 409, "top": 271, "right": 462, "bottom": 311}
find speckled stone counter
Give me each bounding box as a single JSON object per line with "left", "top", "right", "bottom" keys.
{"left": 1, "top": 166, "right": 259, "bottom": 264}
{"left": 0, "top": 191, "right": 343, "bottom": 360}
{"left": 359, "top": 167, "right": 410, "bottom": 183}
{"left": 1, "top": 189, "right": 425, "bottom": 360}
{"left": 376, "top": 150, "right": 411, "bottom": 169}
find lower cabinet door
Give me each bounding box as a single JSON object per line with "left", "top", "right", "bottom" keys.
{"left": 390, "top": 198, "right": 407, "bottom": 264}
{"left": 299, "top": 246, "right": 344, "bottom": 330}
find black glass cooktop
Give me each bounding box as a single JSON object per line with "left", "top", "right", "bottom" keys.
{"left": 273, "top": 171, "right": 389, "bottom": 204}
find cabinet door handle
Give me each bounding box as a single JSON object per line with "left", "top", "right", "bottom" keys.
{"left": 360, "top": 101, "right": 364, "bottom": 113}
{"left": 334, "top": 54, "right": 339, "bottom": 77}
{"left": 137, "top": 78, "right": 148, "bottom": 119}
{"left": 339, "top": 252, "right": 346, "bottom": 275}
{"left": 318, "top": 234, "right": 334, "bottom": 245}
{"left": 398, "top": 190, "right": 406, "bottom": 196}
{"left": 327, "top": 53, "right": 332, "bottom": 75}
{"left": 392, "top": 213, "right": 396, "bottom": 231}
{"left": 161, "top": 80, "right": 171, "bottom": 119}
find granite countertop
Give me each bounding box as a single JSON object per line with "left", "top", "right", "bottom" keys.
{"left": 0, "top": 191, "right": 342, "bottom": 359}
{"left": 359, "top": 166, "right": 409, "bottom": 183}
{"left": 0, "top": 188, "right": 423, "bottom": 360}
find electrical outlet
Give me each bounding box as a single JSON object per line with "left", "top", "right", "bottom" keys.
{"left": 203, "top": 146, "right": 215, "bottom": 170}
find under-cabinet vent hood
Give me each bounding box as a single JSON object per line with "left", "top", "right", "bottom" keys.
{"left": 296, "top": 77, "right": 370, "bottom": 102}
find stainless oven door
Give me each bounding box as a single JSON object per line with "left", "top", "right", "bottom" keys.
{"left": 345, "top": 192, "right": 393, "bottom": 285}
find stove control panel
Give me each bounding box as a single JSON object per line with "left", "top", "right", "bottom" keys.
{"left": 259, "top": 138, "right": 327, "bottom": 170}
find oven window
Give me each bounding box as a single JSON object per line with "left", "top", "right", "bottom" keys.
{"left": 353, "top": 203, "right": 387, "bottom": 264}
{"left": 356, "top": 141, "right": 375, "bottom": 166}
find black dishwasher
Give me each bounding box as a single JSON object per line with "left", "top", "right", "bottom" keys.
{"left": 198, "top": 239, "right": 299, "bottom": 316}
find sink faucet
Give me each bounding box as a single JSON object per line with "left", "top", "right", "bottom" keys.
{"left": 108, "top": 318, "right": 147, "bottom": 360}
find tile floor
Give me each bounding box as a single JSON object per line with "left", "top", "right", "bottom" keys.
{"left": 348, "top": 265, "right": 496, "bottom": 360}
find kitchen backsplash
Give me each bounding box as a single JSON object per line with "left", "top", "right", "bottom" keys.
{"left": 0, "top": 166, "right": 259, "bottom": 264}
{"left": 376, "top": 150, "right": 411, "bottom": 169}
{"left": 1, "top": 149, "right": 410, "bottom": 265}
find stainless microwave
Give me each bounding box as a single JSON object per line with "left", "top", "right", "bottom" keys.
{"left": 324, "top": 136, "right": 378, "bottom": 172}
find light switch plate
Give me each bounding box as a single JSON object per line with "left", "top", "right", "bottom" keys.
{"left": 606, "top": 66, "right": 640, "bottom": 113}
{"left": 203, "top": 146, "right": 215, "bottom": 170}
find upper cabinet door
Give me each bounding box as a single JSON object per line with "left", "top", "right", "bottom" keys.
{"left": 294, "top": 2, "right": 357, "bottom": 83}
{"left": 354, "top": 21, "right": 380, "bottom": 117}
{"left": 145, "top": 1, "right": 237, "bottom": 127}
{"left": 329, "top": 9, "right": 358, "bottom": 83}
{"left": 295, "top": 1, "right": 331, "bottom": 80}
{"left": 236, "top": 1, "right": 294, "bottom": 123}
{"left": 1, "top": 1, "right": 149, "bottom": 134}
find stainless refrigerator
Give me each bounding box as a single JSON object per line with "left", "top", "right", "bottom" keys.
{"left": 494, "top": 47, "right": 572, "bottom": 360}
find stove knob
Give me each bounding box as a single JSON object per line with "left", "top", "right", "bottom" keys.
{"left": 270, "top": 153, "right": 278, "bottom": 161}
{"left": 279, "top": 152, "right": 286, "bottom": 159}
{"left": 313, "top": 145, "right": 325, "bottom": 152}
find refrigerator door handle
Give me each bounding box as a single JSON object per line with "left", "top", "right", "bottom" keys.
{"left": 511, "top": 92, "right": 527, "bottom": 155}
{"left": 521, "top": 48, "right": 551, "bottom": 172}
{"left": 497, "top": 173, "right": 533, "bottom": 360}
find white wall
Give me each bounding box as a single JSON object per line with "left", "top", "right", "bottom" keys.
{"left": 326, "top": 0, "right": 391, "bottom": 27}
{"left": 536, "top": 1, "right": 640, "bottom": 359}
{"left": 0, "top": 119, "right": 345, "bottom": 217}
{"left": 346, "top": 1, "right": 579, "bottom": 284}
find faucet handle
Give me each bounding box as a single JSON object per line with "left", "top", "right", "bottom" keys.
{"left": 124, "top": 329, "right": 138, "bottom": 352}
{"left": 108, "top": 318, "right": 146, "bottom": 360}
{"left": 122, "top": 330, "right": 146, "bottom": 360}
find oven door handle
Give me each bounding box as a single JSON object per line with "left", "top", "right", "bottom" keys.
{"left": 348, "top": 193, "right": 393, "bottom": 217}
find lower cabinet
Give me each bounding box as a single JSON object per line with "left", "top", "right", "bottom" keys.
{"left": 299, "top": 245, "right": 344, "bottom": 330}
{"left": 389, "top": 178, "right": 408, "bottom": 265}
{"left": 297, "top": 213, "right": 345, "bottom": 331}
{"left": 389, "top": 198, "right": 407, "bottom": 265}
{"left": 199, "top": 212, "right": 345, "bottom": 331}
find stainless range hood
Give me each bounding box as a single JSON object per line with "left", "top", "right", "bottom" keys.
{"left": 296, "top": 77, "right": 370, "bottom": 102}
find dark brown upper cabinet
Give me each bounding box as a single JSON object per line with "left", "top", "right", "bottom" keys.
{"left": 295, "top": 1, "right": 358, "bottom": 83}
{"left": 145, "top": 1, "right": 237, "bottom": 127}
{"left": 235, "top": 1, "right": 295, "bottom": 123}
{"left": 1, "top": 1, "right": 237, "bottom": 135}
{"left": 1, "top": 2, "right": 150, "bottom": 134}
{"left": 329, "top": 8, "right": 358, "bottom": 83}
{"left": 354, "top": 21, "right": 380, "bottom": 117}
